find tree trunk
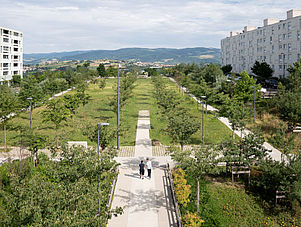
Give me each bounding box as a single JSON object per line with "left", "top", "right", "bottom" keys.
{"left": 56, "top": 129, "right": 58, "bottom": 148}
{"left": 180, "top": 143, "right": 183, "bottom": 151}
{"left": 197, "top": 178, "right": 200, "bottom": 213}
{"left": 83, "top": 105, "right": 85, "bottom": 120}
{"left": 35, "top": 149, "right": 38, "bottom": 166}
{"left": 4, "top": 123, "right": 6, "bottom": 152}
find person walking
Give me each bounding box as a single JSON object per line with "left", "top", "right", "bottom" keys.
{"left": 139, "top": 160, "right": 145, "bottom": 179}
{"left": 146, "top": 158, "right": 152, "bottom": 179}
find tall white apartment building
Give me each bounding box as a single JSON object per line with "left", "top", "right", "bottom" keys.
{"left": 221, "top": 9, "right": 301, "bottom": 78}
{"left": 0, "top": 27, "right": 23, "bottom": 82}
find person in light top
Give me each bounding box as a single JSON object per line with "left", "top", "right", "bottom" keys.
{"left": 145, "top": 158, "right": 152, "bottom": 179}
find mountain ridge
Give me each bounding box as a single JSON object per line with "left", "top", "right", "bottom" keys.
{"left": 24, "top": 47, "right": 221, "bottom": 65}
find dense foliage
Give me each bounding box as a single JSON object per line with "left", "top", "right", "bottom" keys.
{"left": 0, "top": 145, "right": 122, "bottom": 226}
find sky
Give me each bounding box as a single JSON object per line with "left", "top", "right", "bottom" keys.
{"left": 1, "top": 0, "right": 301, "bottom": 53}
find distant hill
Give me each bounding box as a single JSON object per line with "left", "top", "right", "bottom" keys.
{"left": 24, "top": 47, "right": 221, "bottom": 65}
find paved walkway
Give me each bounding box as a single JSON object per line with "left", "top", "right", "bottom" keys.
{"left": 108, "top": 110, "right": 177, "bottom": 227}
{"left": 168, "top": 77, "right": 286, "bottom": 162}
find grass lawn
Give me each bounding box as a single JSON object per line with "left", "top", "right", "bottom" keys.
{"left": 0, "top": 77, "right": 232, "bottom": 148}
{"left": 180, "top": 172, "right": 300, "bottom": 227}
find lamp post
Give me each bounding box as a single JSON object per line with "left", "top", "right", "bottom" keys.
{"left": 27, "top": 97, "right": 33, "bottom": 129}
{"left": 250, "top": 86, "right": 256, "bottom": 122}
{"left": 201, "top": 96, "right": 206, "bottom": 144}
{"left": 97, "top": 122, "right": 109, "bottom": 216}
{"left": 117, "top": 64, "right": 120, "bottom": 150}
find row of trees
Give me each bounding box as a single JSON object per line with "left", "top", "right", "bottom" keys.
{"left": 152, "top": 76, "right": 199, "bottom": 149}
{"left": 0, "top": 64, "right": 102, "bottom": 152}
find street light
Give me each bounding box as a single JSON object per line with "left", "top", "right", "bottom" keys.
{"left": 117, "top": 64, "right": 120, "bottom": 150}
{"left": 97, "top": 122, "right": 109, "bottom": 216}
{"left": 250, "top": 86, "right": 256, "bottom": 122}
{"left": 201, "top": 96, "right": 206, "bottom": 144}
{"left": 27, "top": 97, "right": 33, "bottom": 129}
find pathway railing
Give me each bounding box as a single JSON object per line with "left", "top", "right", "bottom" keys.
{"left": 166, "top": 163, "right": 183, "bottom": 227}
{"left": 106, "top": 166, "right": 119, "bottom": 208}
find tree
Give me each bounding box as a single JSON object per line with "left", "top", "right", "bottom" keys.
{"left": 220, "top": 98, "right": 251, "bottom": 141}
{"left": 275, "top": 91, "right": 301, "bottom": 128}
{"left": 251, "top": 61, "right": 274, "bottom": 79}
{"left": 287, "top": 58, "right": 301, "bottom": 92}
{"left": 171, "top": 145, "right": 220, "bottom": 212}
{"left": 99, "top": 79, "right": 106, "bottom": 90}
{"left": 105, "top": 66, "right": 118, "bottom": 78}
{"left": 11, "top": 74, "right": 21, "bottom": 87}
{"left": 234, "top": 70, "right": 261, "bottom": 104}
{"left": 83, "top": 124, "right": 115, "bottom": 150}
{"left": 202, "top": 63, "right": 225, "bottom": 87}
{"left": 221, "top": 64, "right": 232, "bottom": 75}
{"left": 18, "top": 75, "right": 44, "bottom": 107}
{"left": 63, "top": 94, "right": 80, "bottom": 128}
{"left": 97, "top": 63, "right": 106, "bottom": 77}
{"left": 220, "top": 132, "right": 269, "bottom": 166}
{"left": 42, "top": 99, "right": 70, "bottom": 147}
{"left": 75, "top": 82, "right": 90, "bottom": 120}
{"left": 166, "top": 109, "right": 200, "bottom": 150}
{"left": 0, "top": 85, "right": 19, "bottom": 152}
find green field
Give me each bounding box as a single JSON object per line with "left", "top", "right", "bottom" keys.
{"left": 0, "top": 77, "right": 232, "bottom": 148}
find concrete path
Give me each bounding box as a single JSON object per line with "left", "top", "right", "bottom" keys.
{"left": 108, "top": 110, "right": 177, "bottom": 227}
{"left": 168, "top": 77, "right": 285, "bottom": 162}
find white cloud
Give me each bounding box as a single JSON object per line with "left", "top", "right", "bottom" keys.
{"left": 0, "top": 0, "right": 301, "bottom": 52}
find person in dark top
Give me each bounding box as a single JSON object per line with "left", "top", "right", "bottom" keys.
{"left": 139, "top": 160, "right": 145, "bottom": 179}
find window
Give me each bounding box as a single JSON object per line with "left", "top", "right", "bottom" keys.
{"left": 278, "top": 25, "right": 281, "bottom": 30}
{"left": 3, "top": 63, "right": 8, "bottom": 67}
{"left": 3, "top": 38, "right": 9, "bottom": 42}
{"left": 279, "top": 44, "right": 282, "bottom": 50}
{"left": 272, "top": 45, "right": 274, "bottom": 53}
{"left": 288, "top": 43, "right": 292, "bottom": 51}
{"left": 13, "top": 71, "right": 18, "bottom": 75}
{"left": 288, "top": 32, "right": 292, "bottom": 38}
{"left": 283, "top": 34, "right": 286, "bottom": 40}
{"left": 288, "top": 22, "right": 292, "bottom": 30}
{"left": 288, "top": 54, "right": 292, "bottom": 61}
{"left": 13, "top": 63, "right": 18, "bottom": 67}
{"left": 283, "top": 44, "right": 286, "bottom": 49}
{"left": 14, "top": 40, "right": 18, "bottom": 44}
{"left": 270, "top": 36, "right": 272, "bottom": 43}
{"left": 3, "top": 71, "right": 8, "bottom": 75}
{"left": 278, "top": 34, "right": 282, "bottom": 42}
{"left": 3, "top": 55, "right": 8, "bottom": 59}
{"left": 283, "top": 23, "right": 286, "bottom": 29}
{"left": 14, "top": 48, "right": 18, "bottom": 52}
{"left": 13, "top": 32, "right": 19, "bottom": 36}
{"left": 279, "top": 55, "right": 282, "bottom": 63}
{"left": 279, "top": 65, "right": 282, "bottom": 70}
{"left": 263, "top": 29, "right": 266, "bottom": 36}
{"left": 297, "top": 31, "right": 300, "bottom": 40}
